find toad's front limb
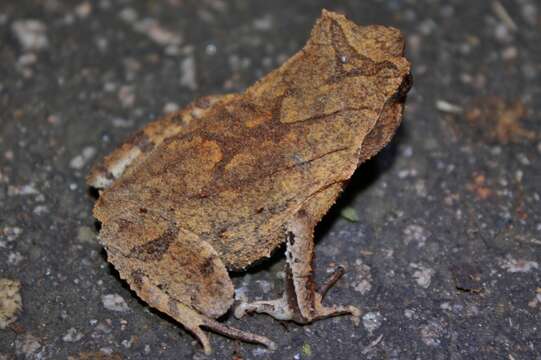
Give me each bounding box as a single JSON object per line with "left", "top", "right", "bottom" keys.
{"left": 234, "top": 210, "right": 361, "bottom": 324}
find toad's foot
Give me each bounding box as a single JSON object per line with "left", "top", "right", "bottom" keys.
{"left": 234, "top": 210, "right": 361, "bottom": 325}
{"left": 202, "top": 317, "right": 277, "bottom": 353}
{"left": 235, "top": 266, "right": 360, "bottom": 324}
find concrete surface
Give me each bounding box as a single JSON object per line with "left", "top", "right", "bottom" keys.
{"left": 1, "top": 0, "right": 540, "bottom": 359}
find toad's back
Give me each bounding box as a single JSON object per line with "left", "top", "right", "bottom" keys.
{"left": 92, "top": 11, "right": 411, "bottom": 270}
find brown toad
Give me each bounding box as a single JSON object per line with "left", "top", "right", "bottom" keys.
{"left": 87, "top": 10, "right": 411, "bottom": 354}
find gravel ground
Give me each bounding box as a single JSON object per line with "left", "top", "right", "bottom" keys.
{"left": 1, "top": 0, "right": 540, "bottom": 359}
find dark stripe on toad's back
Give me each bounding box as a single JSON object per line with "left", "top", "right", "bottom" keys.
{"left": 130, "top": 228, "right": 177, "bottom": 261}
{"left": 126, "top": 129, "right": 155, "bottom": 153}
{"left": 327, "top": 20, "right": 399, "bottom": 84}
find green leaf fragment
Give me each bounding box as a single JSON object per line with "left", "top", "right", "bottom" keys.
{"left": 340, "top": 206, "right": 359, "bottom": 222}
{"left": 302, "top": 343, "right": 312, "bottom": 357}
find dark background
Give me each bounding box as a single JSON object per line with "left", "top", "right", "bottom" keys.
{"left": 1, "top": 0, "right": 540, "bottom": 359}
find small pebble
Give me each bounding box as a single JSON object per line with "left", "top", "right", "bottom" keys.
{"left": 11, "top": 20, "right": 49, "bottom": 51}
{"left": 403, "top": 224, "right": 429, "bottom": 248}
{"left": 102, "top": 294, "right": 130, "bottom": 312}
{"left": 500, "top": 257, "right": 539, "bottom": 273}
{"left": 69, "top": 146, "right": 96, "bottom": 169}
{"left": 410, "top": 263, "right": 435, "bottom": 288}
{"left": 362, "top": 312, "right": 383, "bottom": 333}
{"left": 15, "top": 334, "right": 41, "bottom": 357}
{"left": 180, "top": 56, "right": 197, "bottom": 90}
{"left": 134, "top": 18, "right": 183, "bottom": 46}
{"left": 163, "top": 102, "right": 179, "bottom": 113}
{"left": 62, "top": 327, "right": 84, "bottom": 342}
{"left": 75, "top": 2, "right": 92, "bottom": 18}
{"left": 420, "top": 321, "right": 443, "bottom": 347}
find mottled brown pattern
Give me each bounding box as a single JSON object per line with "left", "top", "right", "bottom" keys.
{"left": 88, "top": 10, "right": 411, "bottom": 354}
{"left": 130, "top": 269, "right": 144, "bottom": 289}
{"left": 129, "top": 229, "right": 176, "bottom": 261}
{"left": 199, "top": 256, "right": 216, "bottom": 276}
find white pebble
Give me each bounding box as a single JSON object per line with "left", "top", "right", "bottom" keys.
{"left": 11, "top": 20, "right": 49, "bottom": 51}
{"left": 362, "top": 312, "right": 383, "bottom": 333}
{"left": 410, "top": 263, "right": 435, "bottom": 288}
{"left": 180, "top": 56, "right": 197, "bottom": 90}
{"left": 102, "top": 294, "right": 130, "bottom": 312}
{"left": 62, "top": 327, "right": 83, "bottom": 342}
{"left": 69, "top": 146, "right": 96, "bottom": 169}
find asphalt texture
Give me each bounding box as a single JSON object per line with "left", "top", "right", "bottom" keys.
{"left": 1, "top": 0, "right": 540, "bottom": 359}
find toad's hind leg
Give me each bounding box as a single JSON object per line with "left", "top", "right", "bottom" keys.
{"left": 235, "top": 210, "right": 361, "bottom": 325}
{"left": 103, "top": 223, "right": 275, "bottom": 354}
{"left": 121, "top": 270, "right": 275, "bottom": 354}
